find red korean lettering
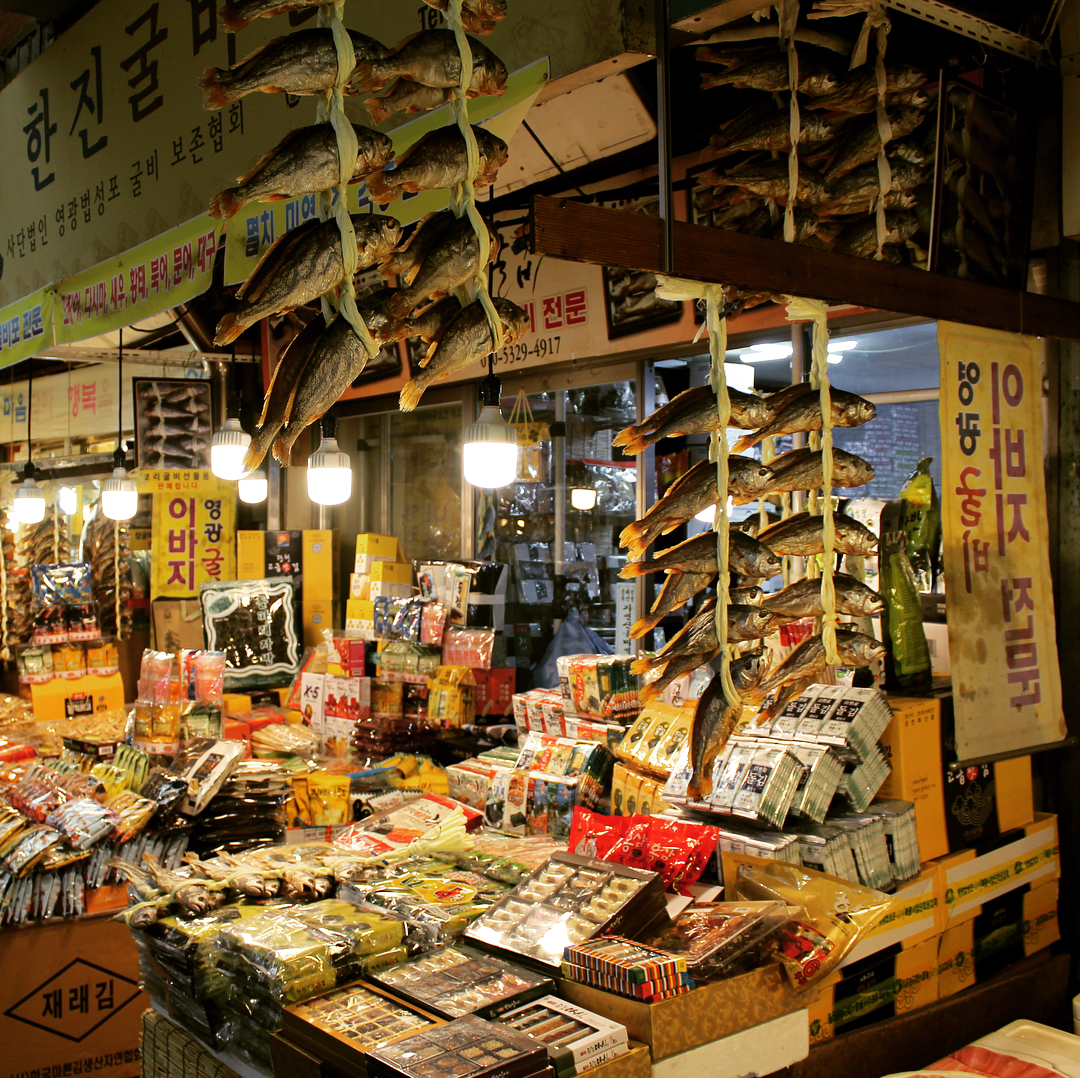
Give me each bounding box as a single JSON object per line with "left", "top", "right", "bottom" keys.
{"left": 109, "top": 272, "right": 127, "bottom": 313}
{"left": 129, "top": 263, "right": 148, "bottom": 303}
{"left": 1006, "top": 492, "right": 1030, "bottom": 546}
{"left": 542, "top": 294, "right": 563, "bottom": 330}
{"left": 961, "top": 529, "right": 991, "bottom": 595}
{"left": 955, "top": 466, "right": 985, "bottom": 528}
{"left": 564, "top": 288, "right": 587, "bottom": 325}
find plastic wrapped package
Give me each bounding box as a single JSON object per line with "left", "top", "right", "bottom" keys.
{"left": 736, "top": 860, "right": 891, "bottom": 989}
{"left": 45, "top": 797, "right": 120, "bottom": 849}
{"left": 106, "top": 790, "right": 158, "bottom": 841}
{"left": 561, "top": 937, "right": 693, "bottom": 1001}
{"left": 199, "top": 578, "right": 303, "bottom": 690}
{"left": 3, "top": 824, "right": 63, "bottom": 876}
{"left": 8, "top": 774, "right": 65, "bottom": 823}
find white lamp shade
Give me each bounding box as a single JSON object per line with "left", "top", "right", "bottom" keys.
{"left": 210, "top": 417, "right": 252, "bottom": 481}
{"left": 571, "top": 487, "right": 597, "bottom": 511}
{"left": 237, "top": 471, "right": 268, "bottom": 504}
{"left": 462, "top": 405, "right": 518, "bottom": 488}
{"left": 307, "top": 436, "right": 352, "bottom": 506}
{"left": 101, "top": 468, "right": 139, "bottom": 520}
{"left": 58, "top": 487, "right": 78, "bottom": 516}
{"left": 13, "top": 479, "right": 45, "bottom": 524}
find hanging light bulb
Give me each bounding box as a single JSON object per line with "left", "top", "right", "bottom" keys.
{"left": 57, "top": 486, "right": 78, "bottom": 516}
{"left": 463, "top": 372, "right": 517, "bottom": 488}
{"left": 211, "top": 414, "right": 251, "bottom": 481}
{"left": 101, "top": 447, "right": 139, "bottom": 521}
{"left": 571, "top": 486, "right": 597, "bottom": 511}
{"left": 13, "top": 362, "right": 44, "bottom": 525}
{"left": 13, "top": 464, "right": 45, "bottom": 525}
{"left": 307, "top": 414, "right": 352, "bottom": 506}
{"left": 237, "top": 468, "right": 268, "bottom": 504}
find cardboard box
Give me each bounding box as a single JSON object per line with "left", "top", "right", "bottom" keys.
{"left": 841, "top": 865, "right": 943, "bottom": 966}
{"left": 0, "top": 914, "right": 144, "bottom": 1078}
{"left": 934, "top": 812, "right": 1059, "bottom": 928}
{"left": 302, "top": 599, "right": 341, "bottom": 648}
{"left": 938, "top": 922, "right": 975, "bottom": 998}
{"left": 300, "top": 672, "right": 326, "bottom": 736}
{"left": 370, "top": 560, "right": 414, "bottom": 585}
{"left": 345, "top": 598, "right": 376, "bottom": 638}
{"left": 973, "top": 878, "right": 1060, "bottom": 982}
{"left": 350, "top": 573, "right": 368, "bottom": 599}
{"left": 237, "top": 530, "right": 265, "bottom": 580}
{"left": 151, "top": 597, "right": 205, "bottom": 651}
{"left": 652, "top": 1009, "right": 808, "bottom": 1078}
{"left": 303, "top": 529, "right": 339, "bottom": 600}
{"left": 369, "top": 581, "right": 412, "bottom": 600}
{"left": 880, "top": 694, "right": 1034, "bottom": 860}
{"left": 354, "top": 533, "right": 405, "bottom": 573}
{"left": 30, "top": 673, "right": 125, "bottom": 723}
{"left": 807, "top": 936, "right": 939, "bottom": 1045}
{"left": 265, "top": 529, "right": 304, "bottom": 577}
{"left": 559, "top": 963, "right": 806, "bottom": 1061}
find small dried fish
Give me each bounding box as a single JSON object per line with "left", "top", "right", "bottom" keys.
{"left": 824, "top": 107, "right": 926, "bottom": 180}
{"left": 619, "top": 529, "right": 781, "bottom": 580}
{"left": 745, "top": 446, "right": 875, "bottom": 500}
{"left": 760, "top": 573, "right": 884, "bottom": 621}
{"left": 699, "top": 53, "right": 842, "bottom": 97}
{"left": 754, "top": 628, "right": 886, "bottom": 699}
{"left": 420, "top": 0, "right": 507, "bottom": 35}
{"left": 835, "top": 211, "right": 919, "bottom": 258}
{"left": 630, "top": 571, "right": 715, "bottom": 640}
{"left": 709, "top": 106, "right": 846, "bottom": 158}
{"left": 687, "top": 673, "right": 741, "bottom": 800}
{"left": 808, "top": 62, "right": 926, "bottom": 114}
{"left": 731, "top": 389, "right": 876, "bottom": 453}
{"left": 218, "top": 0, "right": 324, "bottom": 32}
{"left": 756, "top": 511, "right": 878, "bottom": 557}
{"left": 353, "top": 29, "right": 507, "bottom": 97}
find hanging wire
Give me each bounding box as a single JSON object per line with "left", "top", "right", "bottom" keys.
{"left": 117, "top": 327, "right": 124, "bottom": 452}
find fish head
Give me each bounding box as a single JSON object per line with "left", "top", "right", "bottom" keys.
{"left": 853, "top": 530, "right": 879, "bottom": 555}
{"left": 850, "top": 398, "right": 877, "bottom": 425}
{"left": 842, "top": 632, "right": 887, "bottom": 665}
{"left": 731, "top": 652, "right": 764, "bottom": 689}
{"left": 758, "top": 549, "right": 783, "bottom": 577}
{"left": 498, "top": 300, "right": 531, "bottom": 345}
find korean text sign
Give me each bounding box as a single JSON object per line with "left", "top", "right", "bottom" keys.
{"left": 149, "top": 471, "right": 235, "bottom": 598}
{"left": 938, "top": 321, "right": 1065, "bottom": 758}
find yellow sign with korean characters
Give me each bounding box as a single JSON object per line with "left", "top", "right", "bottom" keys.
{"left": 938, "top": 321, "right": 1065, "bottom": 759}
{"left": 222, "top": 58, "right": 549, "bottom": 284}
{"left": 54, "top": 214, "right": 221, "bottom": 344}
{"left": 147, "top": 471, "right": 236, "bottom": 598}
{"left": 0, "top": 288, "right": 53, "bottom": 370}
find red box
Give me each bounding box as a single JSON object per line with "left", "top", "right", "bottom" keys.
{"left": 224, "top": 719, "right": 252, "bottom": 756}
{"left": 473, "top": 668, "right": 516, "bottom": 717}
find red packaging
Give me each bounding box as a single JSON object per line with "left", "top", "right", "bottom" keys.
{"left": 568, "top": 807, "right": 626, "bottom": 861}
{"left": 644, "top": 816, "right": 718, "bottom": 894}
{"left": 0, "top": 739, "right": 35, "bottom": 764}
{"left": 473, "top": 668, "right": 516, "bottom": 717}
{"left": 223, "top": 719, "right": 252, "bottom": 756}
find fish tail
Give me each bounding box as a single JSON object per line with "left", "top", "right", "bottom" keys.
{"left": 731, "top": 431, "right": 760, "bottom": 453}
{"left": 630, "top": 655, "right": 658, "bottom": 677}
{"left": 364, "top": 95, "right": 394, "bottom": 125}
{"left": 242, "top": 426, "right": 278, "bottom": 474}
{"left": 365, "top": 171, "right": 397, "bottom": 206}
{"left": 610, "top": 424, "right": 641, "bottom": 451}
{"left": 399, "top": 378, "right": 426, "bottom": 412}
{"left": 617, "top": 560, "right": 652, "bottom": 579}
{"left": 389, "top": 291, "right": 415, "bottom": 318}
{"left": 629, "top": 613, "right": 661, "bottom": 640}
{"left": 209, "top": 187, "right": 246, "bottom": 220}
{"left": 618, "top": 518, "right": 647, "bottom": 551}
{"left": 216, "top": 3, "right": 252, "bottom": 32}
{"left": 352, "top": 61, "right": 387, "bottom": 94}
{"left": 271, "top": 435, "right": 295, "bottom": 467}
{"left": 200, "top": 67, "right": 236, "bottom": 111}
{"left": 213, "top": 312, "right": 243, "bottom": 347}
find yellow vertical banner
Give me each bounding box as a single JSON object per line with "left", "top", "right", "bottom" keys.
{"left": 938, "top": 321, "right": 1065, "bottom": 759}
{"left": 149, "top": 474, "right": 236, "bottom": 599}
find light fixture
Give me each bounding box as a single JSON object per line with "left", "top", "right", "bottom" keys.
{"left": 57, "top": 487, "right": 77, "bottom": 516}
{"left": 101, "top": 330, "right": 138, "bottom": 521}
{"left": 463, "top": 370, "right": 518, "bottom": 489}
{"left": 307, "top": 413, "right": 352, "bottom": 506}
{"left": 571, "top": 486, "right": 597, "bottom": 511}
{"left": 826, "top": 353, "right": 844, "bottom": 364}
{"left": 740, "top": 344, "right": 793, "bottom": 363}
{"left": 237, "top": 468, "right": 268, "bottom": 504}
{"left": 13, "top": 362, "right": 45, "bottom": 525}
{"left": 829, "top": 339, "right": 858, "bottom": 350}
{"left": 210, "top": 396, "right": 251, "bottom": 481}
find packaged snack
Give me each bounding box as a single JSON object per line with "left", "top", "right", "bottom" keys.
{"left": 32, "top": 603, "right": 67, "bottom": 645}
{"left": 45, "top": 797, "right": 120, "bottom": 849}
{"left": 178, "top": 739, "right": 247, "bottom": 815}
{"left": 736, "top": 860, "right": 891, "bottom": 988}
{"left": 496, "top": 995, "right": 629, "bottom": 1072}
{"left": 561, "top": 939, "right": 692, "bottom": 1001}
{"left": 52, "top": 643, "right": 86, "bottom": 679}
{"left": 106, "top": 789, "right": 157, "bottom": 841}
{"left": 66, "top": 603, "right": 100, "bottom": 641}
{"left": 15, "top": 645, "right": 53, "bottom": 685}
{"left": 85, "top": 638, "right": 120, "bottom": 675}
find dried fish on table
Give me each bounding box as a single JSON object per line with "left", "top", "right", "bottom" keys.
{"left": 806, "top": 62, "right": 926, "bottom": 114}
{"left": 823, "top": 107, "right": 926, "bottom": 180}
{"left": 201, "top": 29, "right": 389, "bottom": 108}
{"left": 209, "top": 123, "right": 393, "bottom": 219}
{"left": 142, "top": 853, "right": 223, "bottom": 917}
{"left": 183, "top": 854, "right": 280, "bottom": 899}
{"left": 389, "top": 215, "right": 500, "bottom": 317}
{"left": 420, "top": 0, "right": 507, "bottom": 35}
{"left": 366, "top": 125, "right": 509, "bottom": 205}
{"left": 755, "top": 511, "right": 878, "bottom": 557}
{"left": 753, "top": 629, "right": 886, "bottom": 700}
{"left": 354, "top": 29, "right": 508, "bottom": 97}
{"left": 399, "top": 297, "right": 530, "bottom": 412}
{"left": 731, "top": 388, "right": 875, "bottom": 453}
{"left": 630, "top": 571, "right": 716, "bottom": 640}
{"left": 760, "top": 573, "right": 884, "bottom": 622}
{"left": 620, "top": 457, "right": 774, "bottom": 560}
{"left": 835, "top": 211, "right": 919, "bottom": 259}
{"left": 214, "top": 214, "right": 402, "bottom": 345}
{"left": 619, "top": 529, "right": 782, "bottom": 580}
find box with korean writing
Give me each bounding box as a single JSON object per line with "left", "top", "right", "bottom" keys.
{"left": 464, "top": 852, "right": 666, "bottom": 973}
{"left": 496, "top": 995, "right": 628, "bottom": 1076}
{"left": 368, "top": 943, "right": 554, "bottom": 1020}
{"left": 366, "top": 1012, "right": 550, "bottom": 1078}
{"left": 561, "top": 938, "right": 692, "bottom": 1002}
{"left": 280, "top": 980, "right": 445, "bottom": 1076}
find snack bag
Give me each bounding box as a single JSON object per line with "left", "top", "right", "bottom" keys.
{"left": 567, "top": 807, "right": 625, "bottom": 861}
{"left": 736, "top": 859, "right": 891, "bottom": 989}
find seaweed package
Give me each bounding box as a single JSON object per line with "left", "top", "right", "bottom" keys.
{"left": 735, "top": 860, "right": 891, "bottom": 989}
{"left": 199, "top": 578, "right": 303, "bottom": 690}
{"left": 898, "top": 457, "right": 941, "bottom": 591}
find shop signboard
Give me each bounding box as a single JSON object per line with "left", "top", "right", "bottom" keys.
{"left": 0, "top": 287, "right": 53, "bottom": 368}
{"left": 148, "top": 472, "right": 236, "bottom": 598}
{"left": 937, "top": 321, "right": 1065, "bottom": 759}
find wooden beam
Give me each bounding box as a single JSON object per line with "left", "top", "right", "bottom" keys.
{"left": 530, "top": 195, "right": 1080, "bottom": 342}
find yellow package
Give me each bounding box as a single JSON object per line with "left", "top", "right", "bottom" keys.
{"left": 616, "top": 703, "right": 679, "bottom": 770}
{"left": 307, "top": 772, "right": 351, "bottom": 826}
{"left": 643, "top": 703, "right": 694, "bottom": 778}
{"left": 288, "top": 774, "right": 312, "bottom": 827}
{"left": 736, "top": 859, "right": 892, "bottom": 989}
{"left": 638, "top": 776, "right": 656, "bottom": 817}
{"left": 611, "top": 763, "right": 629, "bottom": 816}
{"left": 427, "top": 666, "right": 476, "bottom": 729}
{"left": 622, "top": 768, "right": 644, "bottom": 817}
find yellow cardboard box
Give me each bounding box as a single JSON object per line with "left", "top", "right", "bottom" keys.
{"left": 302, "top": 529, "right": 339, "bottom": 600}
{"left": 880, "top": 695, "right": 1034, "bottom": 860}
{"left": 936, "top": 812, "right": 1059, "bottom": 928}
{"left": 559, "top": 964, "right": 806, "bottom": 1061}
{"left": 371, "top": 560, "right": 414, "bottom": 585}
{"left": 354, "top": 533, "right": 405, "bottom": 573}
{"left": 350, "top": 573, "right": 369, "bottom": 599}
{"left": 938, "top": 922, "right": 975, "bottom": 998}
{"left": 841, "top": 865, "right": 943, "bottom": 966}
{"left": 1023, "top": 879, "right": 1061, "bottom": 955}
{"left": 302, "top": 599, "right": 340, "bottom": 648}
{"left": 236, "top": 530, "right": 265, "bottom": 580}
{"left": 30, "top": 673, "right": 125, "bottom": 723}
{"left": 807, "top": 935, "right": 939, "bottom": 1045}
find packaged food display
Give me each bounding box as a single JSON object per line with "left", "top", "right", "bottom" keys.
{"left": 496, "top": 995, "right": 628, "bottom": 1074}
{"left": 369, "top": 944, "right": 554, "bottom": 1020}
{"left": 282, "top": 980, "right": 445, "bottom": 1075}
{"left": 465, "top": 852, "right": 665, "bottom": 971}
{"left": 177, "top": 739, "right": 246, "bottom": 815}
{"left": 562, "top": 938, "right": 692, "bottom": 1001}
{"left": 642, "top": 901, "right": 794, "bottom": 981}
{"left": 366, "top": 1013, "right": 548, "bottom": 1078}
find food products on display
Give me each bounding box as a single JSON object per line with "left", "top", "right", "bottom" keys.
{"left": 497, "top": 996, "right": 628, "bottom": 1073}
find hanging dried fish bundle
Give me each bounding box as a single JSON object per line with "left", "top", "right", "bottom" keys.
{"left": 85, "top": 512, "right": 132, "bottom": 640}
